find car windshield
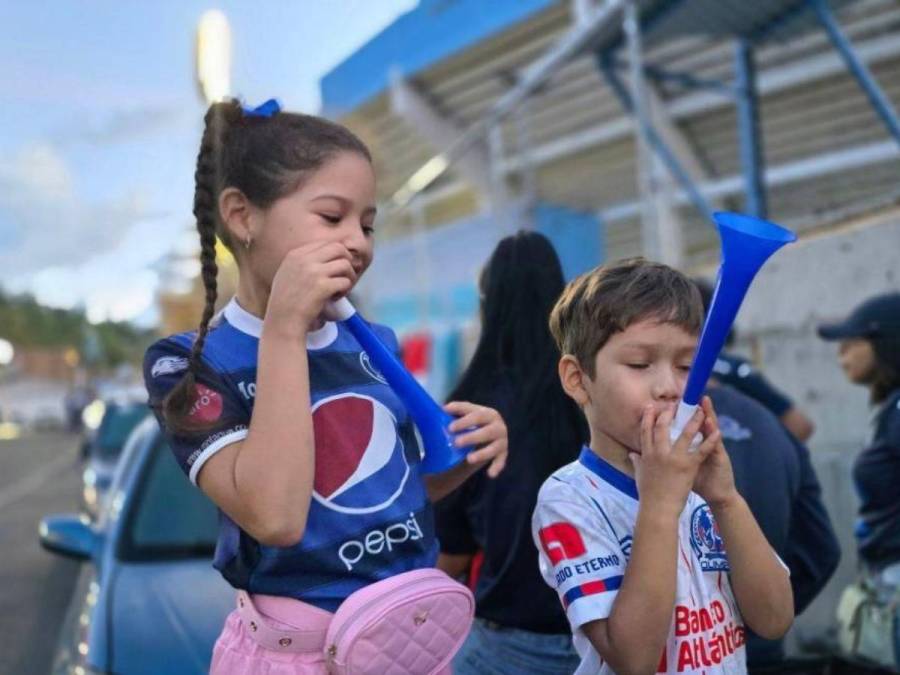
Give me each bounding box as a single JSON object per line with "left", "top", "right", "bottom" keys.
{"left": 94, "top": 404, "right": 148, "bottom": 460}
{"left": 119, "top": 437, "right": 218, "bottom": 561}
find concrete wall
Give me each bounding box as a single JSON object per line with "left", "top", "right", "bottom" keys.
{"left": 723, "top": 207, "right": 900, "bottom": 453}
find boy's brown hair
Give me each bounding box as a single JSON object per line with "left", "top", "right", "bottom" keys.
{"left": 549, "top": 257, "right": 703, "bottom": 377}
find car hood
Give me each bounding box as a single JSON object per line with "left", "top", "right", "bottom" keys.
{"left": 110, "top": 559, "right": 234, "bottom": 674}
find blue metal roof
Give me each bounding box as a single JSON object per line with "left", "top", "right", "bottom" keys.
{"left": 319, "top": 0, "right": 557, "bottom": 118}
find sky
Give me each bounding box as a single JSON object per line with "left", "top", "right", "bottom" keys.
{"left": 0, "top": 1, "right": 416, "bottom": 326}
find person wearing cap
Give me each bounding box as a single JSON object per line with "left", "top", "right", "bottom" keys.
{"left": 695, "top": 279, "right": 815, "bottom": 442}
{"left": 819, "top": 292, "right": 900, "bottom": 669}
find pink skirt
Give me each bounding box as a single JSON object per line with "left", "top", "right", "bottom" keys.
{"left": 210, "top": 593, "right": 333, "bottom": 675}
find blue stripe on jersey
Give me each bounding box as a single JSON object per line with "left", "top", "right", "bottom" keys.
{"left": 590, "top": 497, "right": 621, "bottom": 543}
{"left": 562, "top": 575, "right": 624, "bottom": 608}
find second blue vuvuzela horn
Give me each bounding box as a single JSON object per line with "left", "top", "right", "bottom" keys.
{"left": 670, "top": 212, "right": 797, "bottom": 444}
{"left": 330, "top": 297, "right": 470, "bottom": 474}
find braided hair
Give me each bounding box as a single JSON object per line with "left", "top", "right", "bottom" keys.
{"left": 162, "top": 99, "right": 371, "bottom": 433}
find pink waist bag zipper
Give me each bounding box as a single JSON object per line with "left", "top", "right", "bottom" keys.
{"left": 323, "top": 568, "right": 474, "bottom": 675}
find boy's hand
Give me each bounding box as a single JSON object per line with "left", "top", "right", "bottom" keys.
{"left": 632, "top": 404, "right": 718, "bottom": 518}
{"left": 692, "top": 396, "right": 739, "bottom": 509}
{"left": 445, "top": 401, "right": 508, "bottom": 478}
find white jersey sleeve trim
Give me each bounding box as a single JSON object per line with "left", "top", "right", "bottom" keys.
{"left": 188, "top": 428, "right": 249, "bottom": 485}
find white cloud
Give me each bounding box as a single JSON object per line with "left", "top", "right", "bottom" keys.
{"left": 52, "top": 106, "right": 191, "bottom": 147}
{"left": 0, "top": 143, "right": 155, "bottom": 278}
{"left": 0, "top": 143, "right": 188, "bottom": 323}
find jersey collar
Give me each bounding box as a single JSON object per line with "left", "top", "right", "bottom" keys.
{"left": 223, "top": 297, "right": 338, "bottom": 349}
{"left": 578, "top": 446, "right": 639, "bottom": 500}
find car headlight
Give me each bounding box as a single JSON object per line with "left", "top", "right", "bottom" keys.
{"left": 81, "top": 401, "right": 105, "bottom": 431}
{"left": 71, "top": 666, "right": 109, "bottom": 675}
{"left": 82, "top": 485, "right": 98, "bottom": 510}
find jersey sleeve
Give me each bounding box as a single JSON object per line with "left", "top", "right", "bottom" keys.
{"left": 143, "top": 338, "right": 250, "bottom": 485}
{"left": 532, "top": 480, "right": 627, "bottom": 630}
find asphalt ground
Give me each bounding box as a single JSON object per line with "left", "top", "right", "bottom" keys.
{"left": 0, "top": 431, "right": 84, "bottom": 674}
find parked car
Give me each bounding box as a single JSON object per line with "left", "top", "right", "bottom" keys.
{"left": 41, "top": 416, "right": 233, "bottom": 675}
{"left": 79, "top": 399, "right": 149, "bottom": 519}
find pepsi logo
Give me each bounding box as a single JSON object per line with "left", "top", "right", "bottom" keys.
{"left": 188, "top": 384, "right": 223, "bottom": 423}
{"left": 311, "top": 394, "right": 409, "bottom": 515}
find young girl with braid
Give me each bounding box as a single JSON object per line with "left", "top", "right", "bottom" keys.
{"left": 143, "top": 99, "right": 508, "bottom": 674}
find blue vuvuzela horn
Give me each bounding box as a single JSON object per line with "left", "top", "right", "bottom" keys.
{"left": 330, "top": 297, "right": 470, "bottom": 474}
{"left": 670, "top": 212, "right": 797, "bottom": 446}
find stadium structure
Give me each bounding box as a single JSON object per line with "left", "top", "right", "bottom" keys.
{"left": 320, "top": 0, "right": 900, "bottom": 449}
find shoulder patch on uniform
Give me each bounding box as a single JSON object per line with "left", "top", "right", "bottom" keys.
{"left": 538, "top": 522, "right": 588, "bottom": 564}
{"left": 151, "top": 355, "right": 189, "bottom": 378}
{"left": 187, "top": 384, "right": 223, "bottom": 423}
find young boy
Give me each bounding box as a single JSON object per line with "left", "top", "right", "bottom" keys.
{"left": 532, "top": 258, "right": 793, "bottom": 675}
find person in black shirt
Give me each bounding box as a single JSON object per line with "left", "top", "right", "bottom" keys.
{"left": 819, "top": 293, "right": 900, "bottom": 573}
{"left": 695, "top": 278, "right": 815, "bottom": 441}
{"left": 818, "top": 292, "right": 900, "bottom": 672}
{"left": 706, "top": 383, "right": 840, "bottom": 672}
{"left": 435, "top": 231, "right": 588, "bottom": 675}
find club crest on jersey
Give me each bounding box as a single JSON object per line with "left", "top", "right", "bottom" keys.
{"left": 359, "top": 352, "right": 387, "bottom": 384}
{"left": 690, "top": 504, "right": 730, "bottom": 572}
{"left": 151, "top": 355, "right": 189, "bottom": 378}
{"left": 311, "top": 393, "right": 409, "bottom": 515}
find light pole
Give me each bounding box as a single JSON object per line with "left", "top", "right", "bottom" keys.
{"left": 195, "top": 9, "right": 232, "bottom": 105}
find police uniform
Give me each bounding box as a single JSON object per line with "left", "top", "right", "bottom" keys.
{"left": 143, "top": 298, "right": 437, "bottom": 612}
{"left": 532, "top": 448, "right": 749, "bottom": 675}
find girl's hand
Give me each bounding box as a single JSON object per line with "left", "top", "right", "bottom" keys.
{"left": 692, "top": 396, "right": 739, "bottom": 509}
{"left": 632, "top": 404, "right": 718, "bottom": 518}
{"left": 265, "top": 241, "right": 357, "bottom": 339}
{"left": 444, "top": 401, "right": 508, "bottom": 478}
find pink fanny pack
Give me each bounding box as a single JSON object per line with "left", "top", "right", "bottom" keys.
{"left": 238, "top": 568, "right": 474, "bottom": 675}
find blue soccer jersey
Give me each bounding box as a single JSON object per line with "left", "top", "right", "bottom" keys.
{"left": 143, "top": 298, "right": 438, "bottom": 612}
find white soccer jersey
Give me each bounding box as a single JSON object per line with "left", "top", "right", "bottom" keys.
{"left": 532, "top": 447, "right": 748, "bottom": 675}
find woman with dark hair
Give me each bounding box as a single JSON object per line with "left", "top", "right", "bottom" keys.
{"left": 819, "top": 292, "right": 900, "bottom": 669}
{"left": 436, "top": 231, "right": 588, "bottom": 675}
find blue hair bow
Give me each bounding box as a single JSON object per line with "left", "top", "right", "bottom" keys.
{"left": 242, "top": 98, "right": 281, "bottom": 118}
